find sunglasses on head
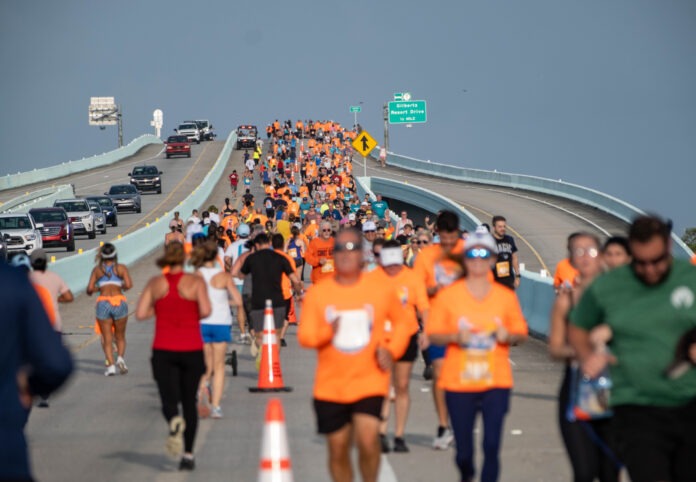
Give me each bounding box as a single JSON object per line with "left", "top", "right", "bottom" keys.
{"left": 465, "top": 248, "right": 492, "bottom": 259}
{"left": 334, "top": 241, "right": 362, "bottom": 252}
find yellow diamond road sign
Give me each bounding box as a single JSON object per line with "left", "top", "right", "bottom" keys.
{"left": 352, "top": 130, "right": 378, "bottom": 157}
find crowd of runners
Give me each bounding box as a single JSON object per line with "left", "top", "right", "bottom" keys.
{"left": 3, "top": 118, "right": 696, "bottom": 482}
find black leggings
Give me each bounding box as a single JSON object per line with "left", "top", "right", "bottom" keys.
{"left": 151, "top": 349, "right": 205, "bottom": 453}
{"left": 558, "top": 366, "right": 620, "bottom": 482}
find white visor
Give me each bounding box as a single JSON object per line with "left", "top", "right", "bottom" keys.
{"left": 380, "top": 247, "right": 403, "bottom": 267}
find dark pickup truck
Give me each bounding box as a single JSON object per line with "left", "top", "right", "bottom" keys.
{"left": 129, "top": 165, "right": 163, "bottom": 194}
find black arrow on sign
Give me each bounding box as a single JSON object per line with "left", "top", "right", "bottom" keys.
{"left": 360, "top": 135, "right": 369, "bottom": 152}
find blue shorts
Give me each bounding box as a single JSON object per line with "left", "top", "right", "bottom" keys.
{"left": 201, "top": 324, "right": 232, "bottom": 343}
{"left": 96, "top": 300, "right": 128, "bottom": 320}
{"left": 428, "top": 345, "right": 446, "bottom": 361}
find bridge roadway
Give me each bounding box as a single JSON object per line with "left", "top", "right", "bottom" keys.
{"left": 24, "top": 148, "right": 588, "bottom": 481}
{"left": 0, "top": 141, "right": 224, "bottom": 261}
{"left": 354, "top": 157, "right": 630, "bottom": 275}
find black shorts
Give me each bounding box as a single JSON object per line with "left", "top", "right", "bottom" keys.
{"left": 284, "top": 298, "right": 292, "bottom": 320}
{"left": 398, "top": 333, "right": 419, "bottom": 362}
{"left": 313, "top": 396, "right": 384, "bottom": 434}
{"left": 249, "top": 307, "right": 285, "bottom": 332}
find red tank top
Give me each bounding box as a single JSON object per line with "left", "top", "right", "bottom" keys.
{"left": 152, "top": 273, "right": 203, "bottom": 351}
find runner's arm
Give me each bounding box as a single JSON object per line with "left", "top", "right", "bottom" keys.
{"left": 120, "top": 265, "right": 133, "bottom": 291}
{"left": 135, "top": 278, "right": 156, "bottom": 320}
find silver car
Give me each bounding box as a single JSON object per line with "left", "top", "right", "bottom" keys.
{"left": 86, "top": 199, "right": 107, "bottom": 235}
{"left": 53, "top": 198, "right": 96, "bottom": 239}
{"left": 106, "top": 184, "right": 142, "bottom": 213}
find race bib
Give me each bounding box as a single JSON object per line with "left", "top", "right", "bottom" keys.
{"left": 434, "top": 263, "right": 458, "bottom": 287}
{"left": 321, "top": 259, "right": 334, "bottom": 273}
{"left": 495, "top": 261, "right": 510, "bottom": 278}
{"left": 288, "top": 248, "right": 298, "bottom": 259}
{"left": 459, "top": 332, "right": 496, "bottom": 387}
{"left": 330, "top": 308, "right": 372, "bottom": 353}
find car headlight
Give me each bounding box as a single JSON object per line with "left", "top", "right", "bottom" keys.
{"left": 25, "top": 234, "right": 36, "bottom": 241}
{"left": 154, "top": 177, "right": 160, "bottom": 181}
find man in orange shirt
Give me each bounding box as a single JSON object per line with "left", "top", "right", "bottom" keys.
{"left": 305, "top": 221, "right": 336, "bottom": 284}
{"left": 412, "top": 210, "right": 465, "bottom": 450}
{"left": 299, "top": 228, "right": 411, "bottom": 482}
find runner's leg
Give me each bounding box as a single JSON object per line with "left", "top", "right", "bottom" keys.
{"left": 179, "top": 351, "right": 205, "bottom": 454}
{"left": 97, "top": 319, "right": 115, "bottom": 366}
{"left": 210, "top": 342, "right": 227, "bottom": 408}
{"left": 480, "top": 389, "right": 510, "bottom": 482}
{"left": 354, "top": 413, "right": 382, "bottom": 482}
{"left": 113, "top": 317, "right": 127, "bottom": 358}
{"left": 394, "top": 361, "right": 413, "bottom": 438}
{"left": 446, "top": 391, "right": 478, "bottom": 481}
{"left": 327, "top": 423, "right": 353, "bottom": 482}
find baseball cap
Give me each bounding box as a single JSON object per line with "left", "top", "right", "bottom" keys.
{"left": 464, "top": 230, "right": 498, "bottom": 254}
{"left": 362, "top": 221, "right": 377, "bottom": 232}
{"left": 10, "top": 253, "right": 31, "bottom": 270}
{"left": 30, "top": 248, "right": 47, "bottom": 263}
{"left": 236, "top": 223, "right": 251, "bottom": 238}
{"left": 380, "top": 247, "right": 404, "bottom": 267}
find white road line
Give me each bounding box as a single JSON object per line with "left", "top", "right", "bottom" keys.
{"left": 379, "top": 455, "right": 399, "bottom": 482}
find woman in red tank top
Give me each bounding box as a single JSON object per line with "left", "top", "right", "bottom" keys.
{"left": 136, "top": 242, "right": 211, "bottom": 471}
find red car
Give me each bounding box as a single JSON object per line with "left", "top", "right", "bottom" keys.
{"left": 28, "top": 207, "right": 75, "bottom": 252}
{"left": 165, "top": 135, "right": 191, "bottom": 158}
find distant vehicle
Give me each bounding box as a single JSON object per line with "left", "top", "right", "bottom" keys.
{"left": 165, "top": 135, "right": 191, "bottom": 159}
{"left": 53, "top": 199, "right": 97, "bottom": 239}
{"left": 0, "top": 233, "right": 7, "bottom": 262}
{"left": 129, "top": 165, "right": 163, "bottom": 194}
{"left": 28, "top": 207, "right": 75, "bottom": 252}
{"left": 0, "top": 213, "right": 44, "bottom": 255}
{"left": 86, "top": 199, "right": 108, "bottom": 235}
{"left": 236, "top": 125, "right": 258, "bottom": 149}
{"left": 106, "top": 184, "right": 142, "bottom": 213}
{"left": 184, "top": 119, "right": 215, "bottom": 141}
{"left": 85, "top": 195, "right": 118, "bottom": 227}
{"left": 176, "top": 122, "right": 201, "bottom": 144}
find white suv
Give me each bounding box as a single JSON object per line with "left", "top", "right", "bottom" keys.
{"left": 176, "top": 122, "right": 201, "bottom": 144}
{"left": 0, "top": 213, "right": 44, "bottom": 256}
{"left": 53, "top": 198, "right": 96, "bottom": 239}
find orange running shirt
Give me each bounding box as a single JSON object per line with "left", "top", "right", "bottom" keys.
{"left": 412, "top": 240, "right": 465, "bottom": 291}
{"left": 426, "top": 279, "right": 528, "bottom": 392}
{"left": 367, "top": 266, "right": 429, "bottom": 336}
{"left": 305, "top": 237, "right": 335, "bottom": 284}
{"left": 299, "top": 274, "right": 412, "bottom": 403}
{"left": 553, "top": 258, "right": 578, "bottom": 288}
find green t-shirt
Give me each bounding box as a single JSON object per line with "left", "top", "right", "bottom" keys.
{"left": 371, "top": 200, "right": 389, "bottom": 218}
{"left": 571, "top": 259, "right": 696, "bottom": 407}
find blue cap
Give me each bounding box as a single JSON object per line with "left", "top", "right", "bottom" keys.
{"left": 236, "top": 223, "right": 250, "bottom": 238}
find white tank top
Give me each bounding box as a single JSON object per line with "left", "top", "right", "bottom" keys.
{"left": 198, "top": 266, "right": 233, "bottom": 326}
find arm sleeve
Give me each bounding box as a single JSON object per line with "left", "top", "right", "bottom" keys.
{"left": 569, "top": 285, "right": 603, "bottom": 331}
{"left": 297, "top": 287, "right": 334, "bottom": 348}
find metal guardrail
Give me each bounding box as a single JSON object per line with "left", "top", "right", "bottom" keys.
{"left": 356, "top": 175, "right": 555, "bottom": 337}
{"left": 0, "top": 184, "right": 75, "bottom": 213}
{"left": 49, "top": 132, "right": 237, "bottom": 294}
{"left": 376, "top": 148, "right": 693, "bottom": 259}
{"left": 0, "top": 135, "right": 163, "bottom": 191}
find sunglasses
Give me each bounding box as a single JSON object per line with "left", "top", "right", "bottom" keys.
{"left": 334, "top": 241, "right": 362, "bottom": 252}
{"left": 632, "top": 251, "right": 669, "bottom": 268}
{"left": 465, "top": 248, "right": 492, "bottom": 259}
{"left": 322, "top": 228, "right": 333, "bottom": 232}
{"left": 363, "top": 230, "right": 376, "bottom": 234}
{"left": 412, "top": 239, "right": 429, "bottom": 245}
{"left": 572, "top": 247, "right": 599, "bottom": 258}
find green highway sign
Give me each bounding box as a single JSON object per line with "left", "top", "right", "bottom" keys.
{"left": 349, "top": 106, "right": 362, "bottom": 113}
{"left": 388, "top": 100, "right": 427, "bottom": 124}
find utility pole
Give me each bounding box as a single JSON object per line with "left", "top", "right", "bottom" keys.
{"left": 383, "top": 102, "right": 389, "bottom": 153}
{"left": 117, "top": 105, "right": 123, "bottom": 147}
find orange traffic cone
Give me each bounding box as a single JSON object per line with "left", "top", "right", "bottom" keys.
{"left": 258, "top": 399, "right": 293, "bottom": 482}
{"left": 249, "top": 300, "right": 293, "bottom": 392}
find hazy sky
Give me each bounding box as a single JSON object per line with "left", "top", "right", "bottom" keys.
{"left": 1, "top": 0, "right": 694, "bottom": 233}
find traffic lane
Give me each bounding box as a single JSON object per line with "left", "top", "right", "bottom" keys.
{"left": 355, "top": 157, "right": 628, "bottom": 273}
{"left": 42, "top": 141, "right": 224, "bottom": 261}
{"left": 0, "top": 144, "right": 165, "bottom": 203}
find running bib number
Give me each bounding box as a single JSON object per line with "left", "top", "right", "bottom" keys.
{"left": 321, "top": 259, "right": 334, "bottom": 273}
{"left": 495, "top": 261, "right": 510, "bottom": 278}
{"left": 330, "top": 309, "right": 372, "bottom": 353}
{"left": 288, "top": 248, "right": 298, "bottom": 259}
{"left": 459, "top": 332, "right": 496, "bottom": 387}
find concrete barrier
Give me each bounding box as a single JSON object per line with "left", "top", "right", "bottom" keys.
{"left": 0, "top": 135, "right": 163, "bottom": 191}
{"left": 377, "top": 149, "right": 693, "bottom": 259}
{"left": 357, "top": 175, "right": 554, "bottom": 336}
{"left": 49, "top": 132, "right": 236, "bottom": 294}
{"left": 0, "top": 184, "right": 75, "bottom": 213}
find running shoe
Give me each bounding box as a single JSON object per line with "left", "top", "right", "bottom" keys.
{"left": 166, "top": 416, "right": 185, "bottom": 457}
{"left": 210, "top": 406, "right": 223, "bottom": 419}
{"left": 255, "top": 351, "right": 262, "bottom": 371}
{"left": 432, "top": 426, "right": 454, "bottom": 450}
{"left": 104, "top": 365, "right": 116, "bottom": 376}
{"left": 250, "top": 338, "right": 259, "bottom": 357}
{"left": 37, "top": 397, "right": 50, "bottom": 408}
{"left": 280, "top": 338, "right": 287, "bottom": 347}
{"left": 116, "top": 356, "right": 128, "bottom": 375}
{"left": 380, "top": 434, "right": 391, "bottom": 453}
{"left": 197, "top": 387, "right": 211, "bottom": 418}
{"left": 179, "top": 455, "right": 195, "bottom": 471}
{"left": 422, "top": 365, "right": 433, "bottom": 381}
{"left": 393, "top": 437, "right": 409, "bottom": 453}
